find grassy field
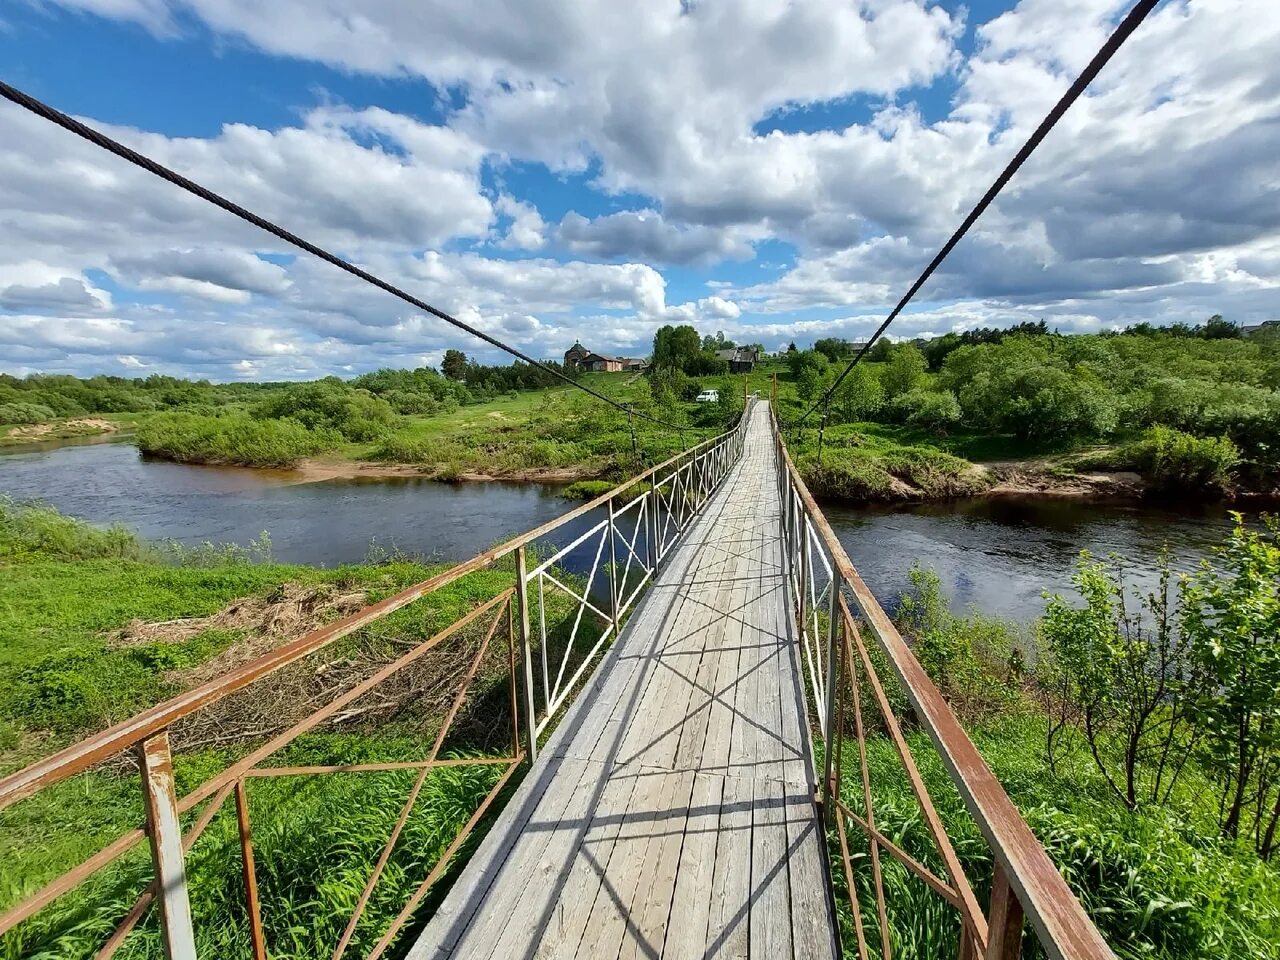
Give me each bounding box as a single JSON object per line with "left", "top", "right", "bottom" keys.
{"left": 0, "top": 500, "right": 527, "bottom": 959}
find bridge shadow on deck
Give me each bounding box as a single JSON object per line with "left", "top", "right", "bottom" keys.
{"left": 408, "top": 407, "right": 837, "bottom": 960}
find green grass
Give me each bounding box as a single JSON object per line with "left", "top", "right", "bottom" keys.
{"left": 825, "top": 713, "right": 1280, "bottom": 960}
{"left": 0, "top": 500, "right": 620, "bottom": 958}
{"left": 783, "top": 422, "right": 992, "bottom": 501}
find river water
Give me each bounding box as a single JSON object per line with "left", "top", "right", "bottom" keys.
{"left": 0, "top": 438, "right": 1253, "bottom": 623}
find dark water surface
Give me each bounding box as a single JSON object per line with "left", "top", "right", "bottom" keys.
{"left": 0, "top": 440, "right": 578, "bottom": 566}
{"left": 822, "top": 496, "right": 1242, "bottom": 621}
{"left": 0, "top": 440, "right": 1251, "bottom": 622}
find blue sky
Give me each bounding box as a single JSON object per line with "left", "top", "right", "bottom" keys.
{"left": 0, "top": 0, "right": 1276, "bottom": 380}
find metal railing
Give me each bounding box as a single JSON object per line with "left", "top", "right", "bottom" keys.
{"left": 0, "top": 404, "right": 752, "bottom": 959}
{"left": 769, "top": 404, "right": 1115, "bottom": 960}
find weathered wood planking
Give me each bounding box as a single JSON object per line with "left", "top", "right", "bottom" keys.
{"left": 408, "top": 405, "right": 838, "bottom": 960}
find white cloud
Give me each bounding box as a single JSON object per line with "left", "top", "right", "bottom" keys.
{"left": 2, "top": 0, "right": 1278, "bottom": 379}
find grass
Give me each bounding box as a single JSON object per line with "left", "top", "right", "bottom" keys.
{"left": 0, "top": 499, "right": 623, "bottom": 958}
{"left": 825, "top": 713, "right": 1280, "bottom": 960}
{"left": 784, "top": 423, "right": 992, "bottom": 501}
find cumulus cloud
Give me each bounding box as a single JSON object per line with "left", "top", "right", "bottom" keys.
{"left": 2, "top": 0, "right": 1278, "bottom": 379}
{"left": 557, "top": 210, "right": 755, "bottom": 265}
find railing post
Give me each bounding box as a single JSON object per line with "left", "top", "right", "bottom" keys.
{"left": 234, "top": 780, "right": 267, "bottom": 960}
{"left": 137, "top": 731, "right": 197, "bottom": 960}
{"left": 985, "top": 861, "right": 1025, "bottom": 960}
{"left": 606, "top": 496, "right": 620, "bottom": 634}
{"left": 798, "top": 515, "right": 810, "bottom": 633}
{"left": 515, "top": 545, "right": 538, "bottom": 762}
{"left": 822, "top": 596, "right": 840, "bottom": 794}
{"left": 647, "top": 486, "right": 660, "bottom": 572}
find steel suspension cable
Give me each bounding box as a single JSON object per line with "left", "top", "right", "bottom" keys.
{"left": 792, "top": 0, "right": 1161, "bottom": 429}
{"left": 0, "top": 79, "right": 687, "bottom": 431}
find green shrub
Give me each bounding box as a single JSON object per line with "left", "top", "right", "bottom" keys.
{"left": 254, "top": 379, "right": 397, "bottom": 441}
{"left": 1115, "top": 426, "right": 1240, "bottom": 493}
{"left": 0, "top": 497, "right": 141, "bottom": 560}
{"left": 0, "top": 402, "right": 56, "bottom": 426}
{"left": 137, "top": 412, "right": 339, "bottom": 467}
{"left": 887, "top": 388, "right": 961, "bottom": 435}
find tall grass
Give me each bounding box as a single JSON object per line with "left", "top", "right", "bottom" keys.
{"left": 2, "top": 739, "right": 511, "bottom": 960}
{"left": 828, "top": 715, "right": 1280, "bottom": 960}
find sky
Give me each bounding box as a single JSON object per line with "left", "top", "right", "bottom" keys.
{"left": 0, "top": 0, "right": 1276, "bottom": 381}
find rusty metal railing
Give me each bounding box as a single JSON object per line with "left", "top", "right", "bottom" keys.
{"left": 0, "top": 404, "right": 752, "bottom": 959}
{"left": 768, "top": 404, "right": 1115, "bottom": 960}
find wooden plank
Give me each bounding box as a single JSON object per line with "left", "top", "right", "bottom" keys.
{"left": 406, "top": 753, "right": 596, "bottom": 958}
{"left": 705, "top": 769, "right": 751, "bottom": 960}
{"left": 534, "top": 764, "right": 640, "bottom": 959}
{"left": 617, "top": 769, "right": 695, "bottom": 960}
{"left": 661, "top": 771, "right": 725, "bottom": 960}
{"left": 749, "top": 776, "right": 794, "bottom": 960}
{"left": 448, "top": 759, "right": 603, "bottom": 958}
{"left": 572, "top": 764, "right": 682, "bottom": 959}
{"left": 785, "top": 784, "right": 840, "bottom": 960}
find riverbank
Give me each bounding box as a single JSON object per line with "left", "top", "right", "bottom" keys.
{"left": 0, "top": 416, "right": 125, "bottom": 446}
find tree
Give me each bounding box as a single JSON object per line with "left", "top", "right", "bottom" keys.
{"left": 879, "top": 344, "right": 927, "bottom": 399}
{"left": 831, "top": 365, "right": 884, "bottom": 423}
{"left": 786, "top": 342, "right": 797, "bottom": 353}
{"left": 442, "top": 349, "right": 468, "bottom": 381}
{"left": 701, "top": 330, "right": 736, "bottom": 352}
{"left": 1181, "top": 514, "right": 1280, "bottom": 854}
{"left": 1202, "top": 314, "right": 1241, "bottom": 340}
{"left": 813, "top": 338, "right": 851, "bottom": 362}
{"left": 1039, "top": 551, "right": 1198, "bottom": 810}
{"left": 652, "top": 325, "right": 702, "bottom": 372}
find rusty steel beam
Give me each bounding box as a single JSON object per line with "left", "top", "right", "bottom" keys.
{"left": 771, "top": 405, "right": 1115, "bottom": 960}
{"left": 245, "top": 757, "right": 514, "bottom": 778}
{"left": 365, "top": 756, "right": 524, "bottom": 960}
{"left": 332, "top": 599, "right": 508, "bottom": 960}
{"left": 234, "top": 780, "right": 268, "bottom": 960}
{"left": 137, "top": 733, "right": 197, "bottom": 960}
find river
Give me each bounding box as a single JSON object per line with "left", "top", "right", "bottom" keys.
{"left": 0, "top": 438, "right": 1251, "bottom": 623}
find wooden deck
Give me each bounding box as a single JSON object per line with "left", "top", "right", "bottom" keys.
{"left": 409, "top": 404, "right": 837, "bottom": 960}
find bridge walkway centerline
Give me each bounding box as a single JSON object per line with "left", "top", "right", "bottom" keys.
{"left": 409, "top": 403, "right": 838, "bottom": 960}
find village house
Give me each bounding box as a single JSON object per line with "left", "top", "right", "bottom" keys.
{"left": 563, "top": 342, "right": 646, "bottom": 372}
{"left": 715, "top": 346, "right": 760, "bottom": 373}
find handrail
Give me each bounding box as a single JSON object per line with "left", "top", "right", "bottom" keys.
{"left": 768, "top": 403, "right": 1115, "bottom": 960}
{"left": 0, "top": 402, "right": 754, "bottom": 958}
{"left": 0, "top": 410, "right": 746, "bottom": 811}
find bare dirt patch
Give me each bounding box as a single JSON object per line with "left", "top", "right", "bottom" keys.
{"left": 3, "top": 417, "right": 118, "bottom": 441}
{"left": 112, "top": 582, "right": 367, "bottom": 686}
{"left": 986, "top": 464, "right": 1145, "bottom": 498}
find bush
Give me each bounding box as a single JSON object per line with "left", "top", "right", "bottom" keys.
{"left": 0, "top": 497, "right": 142, "bottom": 560}
{"left": 887, "top": 388, "right": 961, "bottom": 434}
{"left": 797, "top": 444, "right": 987, "bottom": 501}
{"left": 254, "top": 380, "right": 397, "bottom": 442}
{"left": 895, "top": 565, "right": 1023, "bottom": 716}
{"left": 1127, "top": 426, "right": 1240, "bottom": 493}
{"left": 0, "top": 402, "right": 56, "bottom": 425}
{"left": 137, "top": 412, "right": 340, "bottom": 467}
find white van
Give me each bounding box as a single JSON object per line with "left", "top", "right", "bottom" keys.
{"left": 695, "top": 389, "right": 720, "bottom": 403}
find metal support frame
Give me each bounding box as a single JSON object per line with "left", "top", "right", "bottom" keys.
{"left": 766, "top": 398, "right": 1115, "bottom": 960}
{"left": 137, "top": 732, "right": 197, "bottom": 960}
